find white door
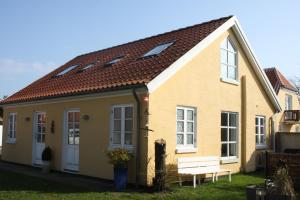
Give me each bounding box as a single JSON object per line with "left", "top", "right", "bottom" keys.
{"left": 33, "top": 112, "right": 46, "bottom": 165}
{"left": 63, "top": 110, "right": 80, "bottom": 172}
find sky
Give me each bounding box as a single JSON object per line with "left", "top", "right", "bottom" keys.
{"left": 0, "top": 0, "right": 300, "bottom": 97}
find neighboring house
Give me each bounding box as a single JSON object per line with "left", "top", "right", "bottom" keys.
{"left": 0, "top": 116, "right": 2, "bottom": 153}
{"left": 264, "top": 68, "right": 300, "bottom": 132}
{"left": 0, "top": 16, "right": 281, "bottom": 186}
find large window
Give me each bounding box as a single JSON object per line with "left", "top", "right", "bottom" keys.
{"left": 221, "top": 38, "right": 238, "bottom": 81}
{"left": 176, "top": 107, "right": 196, "bottom": 148}
{"left": 221, "top": 112, "right": 238, "bottom": 159}
{"left": 142, "top": 42, "right": 174, "bottom": 58}
{"left": 55, "top": 64, "right": 79, "bottom": 77}
{"left": 285, "top": 94, "right": 292, "bottom": 110}
{"left": 7, "top": 113, "right": 17, "bottom": 143}
{"left": 67, "top": 110, "right": 80, "bottom": 145}
{"left": 255, "top": 116, "right": 266, "bottom": 146}
{"left": 111, "top": 105, "right": 133, "bottom": 147}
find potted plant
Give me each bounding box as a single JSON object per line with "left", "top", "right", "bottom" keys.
{"left": 267, "top": 160, "right": 297, "bottom": 200}
{"left": 41, "top": 146, "right": 52, "bottom": 173}
{"left": 106, "top": 148, "right": 133, "bottom": 191}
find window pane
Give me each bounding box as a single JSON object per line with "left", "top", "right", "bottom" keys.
{"left": 113, "top": 132, "right": 121, "bottom": 144}
{"left": 41, "top": 125, "right": 46, "bottom": 133}
{"left": 221, "top": 49, "right": 227, "bottom": 63}
{"left": 221, "top": 128, "right": 227, "bottom": 142}
{"left": 221, "top": 144, "right": 228, "bottom": 157}
{"left": 228, "top": 52, "right": 236, "bottom": 66}
{"left": 227, "top": 40, "right": 235, "bottom": 52}
{"left": 125, "top": 107, "right": 133, "bottom": 118}
{"left": 114, "top": 107, "right": 122, "bottom": 119}
{"left": 74, "top": 135, "right": 79, "bottom": 145}
{"left": 41, "top": 114, "right": 46, "bottom": 123}
{"left": 177, "top": 109, "right": 184, "bottom": 120}
{"left": 74, "top": 112, "right": 80, "bottom": 122}
{"left": 229, "top": 128, "right": 236, "bottom": 141}
{"left": 187, "top": 134, "right": 194, "bottom": 145}
{"left": 229, "top": 113, "right": 237, "bottom": 127}
{"left": 187, "top": 122, "right": 193, "bottom": 132}
{"left": 221, "top": 113, "right": 228, "bottom": 126}
{"left": 260, "top": 135, "right": 265, "bottom": 144}
{"left": 68, "top": 123, "right": 73, "bottom": 133}
{"left": 255, "top": 117, "right": 259, "bottom": 125}
{"left": 221, "top": 64, "right": 227, "bottom": 78}
{"left": 229, "top": 143, "right": 237, "bottom": 156}
{"left": 260, "top": 118, "right": 264, "bottom": 126}
{"left": 177, "top": 121, "right": 184, "bottom": 132}
{"left": 260, "top": 127, "right": 264, "bottom": 135}
{"left": 38, "top": 114, "right": 42, "bottom": 123}
{"left": 125, "top": 120, "right": 132, "bottom": 131}
{"left": 177, "top": 134, "right": 184, "bottom": 145}
{"left": 114, "top": 120, "right": 121, "bottom": 131}
{"left": 256, "top": 126, "right": 259, "bottom": 134}
{"left": 125, "top": 132, "right": 132, "bottom": 145}
{"left": 68, "top": 134, "right": 74, "bottom": 145}
{"left": 68, "top": 112, "right": 74, "bottom": 122}
{"left": 256, "top": 135, "right": 259, "bottom": 144}
{"left": 228, "top": 66, "right": 236, "bottom": 80}
{"left": 41, "top": 134, "right": 45, "bottom": 143}
{"left": 187, "top": 110, "right": 194, "bottom": 121}
{"left": 38, "top": 124, "right": 42, "bottom": 133}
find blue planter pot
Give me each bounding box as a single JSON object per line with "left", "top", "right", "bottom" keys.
{"left": 114, "top": 166, "right": 128, "bottom": 191}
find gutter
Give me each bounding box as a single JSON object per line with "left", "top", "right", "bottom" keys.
{"left": 132, "top": 88, "right": 141, "bottom": 188}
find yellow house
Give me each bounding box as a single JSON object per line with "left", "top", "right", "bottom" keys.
{"left": 0, "top": 16, "right": 282, "bottom": 186}
{"left": 264, "top": 68, "right": 300, "bottom": 133}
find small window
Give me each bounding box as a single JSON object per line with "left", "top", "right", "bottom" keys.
{"left": 104, "top": 56, "right": 124, "bottom": 67}
{"left": 221, "top": 112, "right": 238, "bottom": 159}
{"left": 221, "top": 38, "right": 238, "bottom": 81}
{"left": 142, "top": 42, "right": 174, "bottom": 58}
{"left": 80, "top": 63, "right": 95, "bottom": 72}
{"left": 55, "top": 64, "right": 79, "bottom": 77}
{"left": 176, "top": 107, "right": 196, "bottom": 148}
{"left": 285, "top": 94, "right": 293, "bottom": 110}
{"left": 7, "top": 113, "right": 17, "bottom": 143}
{"left": 255, "top": 116, "right": 266, "bottom": 146}
{"left": 111, "top": 105, "right": 133, "bottom": 148}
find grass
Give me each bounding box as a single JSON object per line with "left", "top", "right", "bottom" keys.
{"left": 0, "top": 170, "right": 265, "bottom": 200}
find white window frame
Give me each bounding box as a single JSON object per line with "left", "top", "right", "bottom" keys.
{"left": 221, "top": 112, "right": 238, "bottom": 161}
{"left": 285, "top": 94, "right": 293, "bottom": 110}
{"left": 110, "top": 104, "right": 134, "bottom": 150}
{"left": 220, "top": 37, "right": 239, "bottom": 83}
{"left": 66, "top": 110, "right": 80, "bottom": 145}
{"left": 255, "top": 115, "right": 266, "bottom": 149}
{"left": 7, "top": 113, "right": 17, "bottom": 143}
{"left": 176, "top": 106, "right": 197, "bottom": 153}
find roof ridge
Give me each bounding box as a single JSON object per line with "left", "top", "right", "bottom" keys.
{"left": 76, "top": 15, "right": 233, "bottom": 58}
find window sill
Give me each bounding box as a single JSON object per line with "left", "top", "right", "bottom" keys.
{"left": 220, "top": 158, "right": 239, "bottom": 164}
{"left": 6, "top": 139, "right": 16, "bottom": 144}
{"left": 176, "top": 147, "right": 198, "bottom": 154}
{"left": 256, "top": 145, "right": 268, "bottom": 150}
{"left": 220, "top": 77, "right": 239, "bottom": 86}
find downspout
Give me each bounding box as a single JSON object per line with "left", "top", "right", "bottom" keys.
{"left": 133, "top": 89, "right": 141, "bottom": 188}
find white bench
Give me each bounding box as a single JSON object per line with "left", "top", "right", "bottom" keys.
{"left": 177, "top": 156, "right": 231, "bottom": 188}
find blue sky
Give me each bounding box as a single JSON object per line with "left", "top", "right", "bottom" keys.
{"left": 0, "top": 0, "right": 299, "bottom": 97}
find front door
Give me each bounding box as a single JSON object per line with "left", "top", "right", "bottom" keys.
{"left": 33, "top": 112, "right": 46, "bottom": 165}
{"left": 63, "top": 110, "right": 80, "bottom": 172}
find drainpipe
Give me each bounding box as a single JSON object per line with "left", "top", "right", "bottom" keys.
{"left": 133, "top": 89, "right": 141, "bottom": 188}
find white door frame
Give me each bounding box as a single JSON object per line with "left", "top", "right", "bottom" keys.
{"left": 61, "top": 108, "right": 80, "bottom": 172}
{"left": 32, "top": 111, "right": 46, "bottom": 166}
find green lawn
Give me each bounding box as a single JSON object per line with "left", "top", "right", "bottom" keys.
{"left": 0, "top": 170, "right": 265, "bottom": 200}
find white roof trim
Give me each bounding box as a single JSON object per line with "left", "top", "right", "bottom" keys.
{"left": 146, "top": 16, "right": 282, "bottom": 112}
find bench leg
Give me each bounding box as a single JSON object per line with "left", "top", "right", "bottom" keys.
{"left": 193, "top": 175, "right": 196, "bottom": 188}
{"left": 229, "top": 171, "right": 231, "bottom": 182}
{"left": 198, "top": 175, "right": 201, "bottom": 185}
{"left": 179, "top": 175, "right": 182, "bottom": 187}
{"left": 215, "top": 173, "right": 218, "bottom": 181}
{"left": 212, "top": 173, "right": 215, "bottom": 183}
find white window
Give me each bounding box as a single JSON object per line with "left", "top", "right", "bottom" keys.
{"left": 221, "top": 38, "right": 238, "bottom": 81}
{"left": 176, "top": 107, "right": 196, "bottom": 148}
{"left": 111, "top": 105, "right": 133, "bottom": 148}
{"left": 55, "top": 64, "right": 79, "bottom": 77}
{"left": 7, "top": 113, "right": 17, "bottom": 143}
{"left": 80, "top": 63, "right": 95, "bottom": 71}
{"left": 104, "top": 56, "right": 124, "bottom": 66}
{"left": 142, "top": 42, "right": 174, "bottom": 57}
{"left": 255, "top": 116, "right": 266, "bottom": 146}
{"left": 285, "top": 94, "right": 292, "bottom": 110}
{"left": 221, "top": 112, "right": 238, "bottom": 159}
{"left": 67, "top": 111, "right": 80, "bottom": 145}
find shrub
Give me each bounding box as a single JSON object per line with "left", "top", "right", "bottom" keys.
{"left": 106, "top": 148, "right": 133, "bottom": 168}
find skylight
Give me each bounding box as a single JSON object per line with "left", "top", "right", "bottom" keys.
{"left": 142, "top": 42, "right": 174, "bottom": 58}
{"left": 80, "top": 63, "right": 95, "bottom": 71}
{"left": 55, "top": 64, "right": 79, "bottom": 77}
{"left": 104, "top": 56, "right": 124, "bottom": 66}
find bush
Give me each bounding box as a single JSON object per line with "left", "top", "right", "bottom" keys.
{"left": 106, "top": 148, "right": 133, "bottom": 168}
{"left": 42, "top": 146, "right": 52, "bottom": 161}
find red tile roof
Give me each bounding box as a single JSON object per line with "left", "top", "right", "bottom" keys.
{"left": 1, "top": 16, "right": 232, "bottom": 104}
{"left": 264, "top": 67, "right": 297, "bottom": 94}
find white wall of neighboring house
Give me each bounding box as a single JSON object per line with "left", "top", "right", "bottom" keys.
{"left": 0, "top": 124, "right": 2, "bottom": 147}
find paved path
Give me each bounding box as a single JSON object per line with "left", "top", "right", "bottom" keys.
{"left": 0, "top": 160, "right": 114, "bottom": 191}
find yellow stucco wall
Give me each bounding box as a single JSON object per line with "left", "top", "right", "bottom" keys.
{"left": 274, "top": 89, "right": 300, "bottom": 132}
{"left": 146, "top": 29, "right": 276, "bottom": 184}
{"left": 1, "top": 92, "right": 149, "bottom": 184}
